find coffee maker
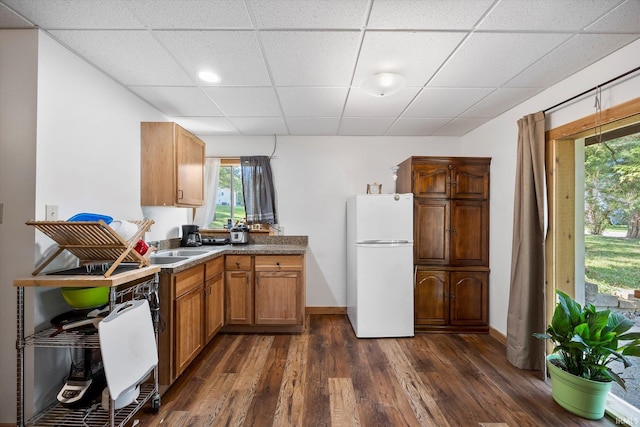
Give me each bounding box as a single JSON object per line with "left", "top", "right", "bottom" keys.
{"left": 181, "top": 224, "right": 202, "bottom": 247}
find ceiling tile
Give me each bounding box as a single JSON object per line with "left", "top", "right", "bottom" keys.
{"left": 478, "top": 0, "right": 621, "bottom": 31}
{"left": 368, "top": 0, "right": 494, "bottom": 29}
{"left": 49, "top": 30, "right": 192, "bottom": 86}
{"left": 2, "top": 0, "right": 144, "bottom": 29}
{"left": 403, "top": 88, "right": 494, "bottom": 118}
{"left": 429, "top": 32, "right": 571, "bottom": 87}
{"left": 504, "top": 34, "right": 639, "bottom": 88}
{"left": 386, "top": 118, "right": 451, "bottom": 136}
{"left": 461, "top": 88, "right": 543, "bottom": 118}
{"left": 123, "top": 0, "right": 252, "bottom": 29}
{"left": 260, "top": 31, "right": 360, "bottom": 86}
{"left": 586, "top": 0, "right": 640, "bottom": 33}
{"left": 173, "top": 117, "right": 239, "bottom": 135}
{"left": 286, "top": 117, "right": 340, "bottom": 135}
{"left": 228, "top": 117, "right": 288, "bottom": 135}
{"left": 203, "top": 87, "right": 281, "bottom": 117}
{"left": 339, "top": 117, "right": 396, "bottom": 135}
{"left": 248, "top": 0, "right": 368, "bottom": 28}
{"left": 278, "top": 87, "right": 348, "bottom": 117}
{"left": 354, "top": 31, "right": 466, "bottom": 86}
{"left": 344, "top": 87, "right": 420, "bottom": 117}
{"left": 129, "top": 86, "right": 222, "bottom": 116}
{"left": 433, "top": 118, "right": 490, "bottom": 136}
{"left": 154, "top": 30, "right": 271, "bottom": 86}
{"left": 0, "top": 3, "right": 33, "bottom": 27}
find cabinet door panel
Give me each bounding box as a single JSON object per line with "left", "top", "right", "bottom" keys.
{"left": 414, "top": 270, "right": 448, "bottom": 325}
{"left": 205, "top": 273, "right": 224, "bottom": 342}
{"left": 255, "top": 272, "right": 302, "bottom": 325}
{"left": 225, "top": 271, "right": 253, "bottom": 325}
{"left": 450, "top": 272, "right": 488, "bottom": 326}
{"left": 451, "top": 163, "right": 489, "bottom": 200}
{"left": 176, "top": 126, "right": 205, "bottom": 206}
{"left": 450, "top": 200, "right": 488, "bottom": 266}
{"left": 415, "top": 199, "right": 449, "bottom": 264}
{"left": 413, "top": 164, "right": 450, "bottom": 198}
{"left": 175, "top": 285, "right": 204, "bottom": 376}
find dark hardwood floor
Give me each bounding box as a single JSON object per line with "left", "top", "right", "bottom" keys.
{"left": 133, "top": 315, "right": 618, "bottom": 426}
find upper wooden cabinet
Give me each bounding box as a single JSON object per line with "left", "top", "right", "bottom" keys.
{"left": 141, "top": 122, "right": 205, "bottom": 207}
{"left": 398, "top": 157, "right": 490, "bottom": 200}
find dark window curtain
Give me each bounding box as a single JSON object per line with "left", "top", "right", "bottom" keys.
{"left": 240, "top": 156, "right": 278, "bottom": 224}
{"left": 506, "top": 111, "right": 547, "bottom": 373}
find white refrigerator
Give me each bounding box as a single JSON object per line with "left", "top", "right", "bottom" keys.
{"left": 346, "top": 193, "right": 414, "bottom": 338}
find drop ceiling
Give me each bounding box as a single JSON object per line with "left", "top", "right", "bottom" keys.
{"left": 1, "top": 0, "right": 639, "bottom": 138}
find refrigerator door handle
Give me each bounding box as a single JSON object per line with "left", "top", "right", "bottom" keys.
{"left": 358, "top": 239, "right": 411, "bottom": 245}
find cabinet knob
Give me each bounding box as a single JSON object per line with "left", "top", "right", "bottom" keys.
{"left": 450, "top": 293, "right": 455, "bottom": 300}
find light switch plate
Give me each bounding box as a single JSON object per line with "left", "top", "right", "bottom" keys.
{"left": 45, "top": 204, "right": 59, "bottom": 221}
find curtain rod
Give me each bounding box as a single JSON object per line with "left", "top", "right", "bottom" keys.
{"left": 543, "top": 65, "right": 640, "bottom": 113}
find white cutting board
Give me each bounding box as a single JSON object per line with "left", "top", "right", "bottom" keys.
{"left": 98, "top": 299, "right": 157, "bottom": 400}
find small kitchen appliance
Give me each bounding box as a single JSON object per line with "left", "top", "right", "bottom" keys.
{"left": 181, "top": 224, "right": 202, "bottom": 247}
{"left": 57, "top": 348, "right": 106, "bottom": 408}
{"left": 229, "top": 224, "right": 249, "bottom": 245}
{"left": 201, "top": 236, "right": 229, "bottom": 245}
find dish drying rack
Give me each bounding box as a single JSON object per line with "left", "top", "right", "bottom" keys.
{"left": 27, "top": 219, "right": 155, "bottom": 277}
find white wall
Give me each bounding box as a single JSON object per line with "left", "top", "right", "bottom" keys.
{"left": 0, "top": 29, "right": 185, "bottom": 422}
{"left": 461, "top": 38, "right": 640, "bottom": 336}
{"left": 0, "top": 29, "right": 39, "bottom": 424}
{"left": 203, "top": 135, "right": 462, "bottom": 307}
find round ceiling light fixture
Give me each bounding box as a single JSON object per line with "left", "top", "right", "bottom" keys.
{"left": 361, "top": 72, "right": 406, "bottom": 97}
{"left": 198, "top": 70, "right": 221, "bottom": 83}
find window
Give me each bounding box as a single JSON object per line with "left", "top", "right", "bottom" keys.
{"left": 209, "top": 159, "right": 245, "bottom": 229}
{"left": 547, "top": 99, "right": 640, "bottom": 422}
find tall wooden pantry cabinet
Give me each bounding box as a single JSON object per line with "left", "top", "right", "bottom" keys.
{"left": 397, "top": 157, "right": 491, "bottom": 333}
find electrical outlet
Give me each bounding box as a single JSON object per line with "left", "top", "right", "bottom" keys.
{"left": 45, "top": 205, "right": 59, "bottom": 221}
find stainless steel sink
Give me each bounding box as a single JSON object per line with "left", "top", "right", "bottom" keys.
{"left": 157, "top": 250, "right": 209, "bottom": 257}
{"left": 150, "top": 256, "right": 189, "bottom": 265}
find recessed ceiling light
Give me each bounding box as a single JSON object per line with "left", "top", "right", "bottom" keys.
{"left": 198, "top": 70, "right": 221, "bottom": 83}
{"left": 361, "top": 72, "right": 406, "bottom": 97}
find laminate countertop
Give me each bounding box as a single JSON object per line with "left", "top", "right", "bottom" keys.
{"left": 153, "top": 243, "right": 307, "bottom": 274}
{"left": 14, "top": 238, "right": 308, "bottom": 285}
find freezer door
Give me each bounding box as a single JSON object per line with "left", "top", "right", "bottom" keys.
{"left": 354, "top": 194, "right": 413, "bottom": 242}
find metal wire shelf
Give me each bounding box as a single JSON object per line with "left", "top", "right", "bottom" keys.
{"left": 25, "top": 383, "right": 156, "bottom": 426}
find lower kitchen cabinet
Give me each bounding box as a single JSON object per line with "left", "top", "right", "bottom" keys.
{"left": 174, "top": 265, "right": 205, "bottom": 377}
{"left": 415, "top": 268, "right": 488, "bottom": 333}
{"left": 222, "top": 254, "right": 305, "bottom": 333}
{"left": 224, "top": 255, "right": 254, "bottom": 325}
{"left": 205, "top": 257, "right": 224, "bottom": 342}
{"left": 255, "top": 256, "right": 304, "bottom": 325}
{"left": 159, "top": 258, "right": 225, "bottom": 391}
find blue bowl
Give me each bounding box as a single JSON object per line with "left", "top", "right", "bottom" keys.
{"left": 67, "top": 213, "right": 113, "bottom": 224}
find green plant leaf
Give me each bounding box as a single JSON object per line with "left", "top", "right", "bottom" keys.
{"left": 605, "top": 367, "right": 627, "bottom": 390}
{"left": 605, "top": 312, "right": 633, "bottom": 335}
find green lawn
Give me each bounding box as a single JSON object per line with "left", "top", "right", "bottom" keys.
{"left": 209, "top": 204, "right": 246, "bottom": 229}
{"left": 585, "top": 229, "right": 640, "bottom": 292}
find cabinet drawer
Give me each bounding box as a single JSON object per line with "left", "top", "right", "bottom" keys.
{"left": 255, "top": 255, "right": 303, "bottom": 271}
{"left": 205, "top": 257, "right": 224, "bottom": 281}
{"left": 225, "top": 255, "right": 252, "bottom": 271}
{"left": 174, "top": 265, "right": 205, "bottom": 298}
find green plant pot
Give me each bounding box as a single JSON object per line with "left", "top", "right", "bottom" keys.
{"left": 547, "top": 354, "right": 612, "bottom": 420}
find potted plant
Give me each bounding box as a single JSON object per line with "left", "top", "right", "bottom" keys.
{"left": 534, "top": 290, "right": 640, "bottom": 419}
